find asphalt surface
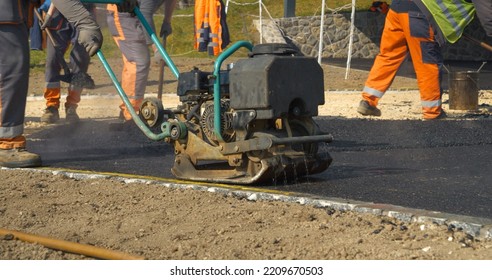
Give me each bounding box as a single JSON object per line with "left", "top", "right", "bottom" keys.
{"left": 28, "top": 113, "right": 492, "bottom": 220}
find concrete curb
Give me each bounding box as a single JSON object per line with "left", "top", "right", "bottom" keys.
{"left": 8, "top": 167, "right": 492, "bottom": 240}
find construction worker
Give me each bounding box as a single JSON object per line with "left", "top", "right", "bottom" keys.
{"left": 357, "top": 0, "right": 446, "bottom": 120}
{"left": 107, "top": 0, "right": 177, "bottom": 123}
{"left": 0, "top": 0, "right": 138, "bottom": 168}
{"left": 39, "top": 1, "right": 96, "bottom": 124}
{"left": 358, "top": 0, "right": 492, "bottom": 120}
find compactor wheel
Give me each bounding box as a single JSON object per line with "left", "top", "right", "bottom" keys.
{"left": 140, "top": 98, "right": 164, "bottom": 127}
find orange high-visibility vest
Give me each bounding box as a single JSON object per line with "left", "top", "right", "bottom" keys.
{"left": 194, "top": 0, "right": 228, "bottom": 56}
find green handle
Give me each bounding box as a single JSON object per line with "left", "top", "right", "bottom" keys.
{"left": 213, "top": 41, "right": 253, "bottom": 142}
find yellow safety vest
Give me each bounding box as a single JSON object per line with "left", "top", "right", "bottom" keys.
{"left": 420, "top": 0, "right": 475, "bottom": 43}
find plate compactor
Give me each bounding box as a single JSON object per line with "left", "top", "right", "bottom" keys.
{"left": 141, "top": 43, "right": 333, "bottom": 184}
{"left": 88, "top": 2, "right": 333, "bottom": 184}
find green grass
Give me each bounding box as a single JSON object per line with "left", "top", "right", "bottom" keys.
{"left": 29, "top": 0, "right": 374, "bottom": 70}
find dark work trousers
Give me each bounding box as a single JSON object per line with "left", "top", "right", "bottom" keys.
{"left": 0, "top": 24, "right": 29, "bottom": 140}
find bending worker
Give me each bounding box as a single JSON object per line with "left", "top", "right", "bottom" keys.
{"left": 39, "top": 1, "right": 96, "bottom": 124}
{"left": 357, "top": 0, "right": 492, "bottom": 120}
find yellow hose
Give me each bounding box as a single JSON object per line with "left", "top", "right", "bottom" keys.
{"left": 0, "top": 228, "right": 145, "bottom": 260}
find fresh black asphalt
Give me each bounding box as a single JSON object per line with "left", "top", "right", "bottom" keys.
{"left": 28, "top": 113, "right": 492, "bottom": 220}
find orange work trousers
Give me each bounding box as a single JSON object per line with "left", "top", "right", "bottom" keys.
{"left": 362, "top": 7, "right": 443, "bottom": 119}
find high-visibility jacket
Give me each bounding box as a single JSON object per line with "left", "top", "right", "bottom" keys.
{"left": 416, "top": 0, "right": 475, "bottom": 44}
{"left": 194, "top": 0, "right": 230, "bottom": 56}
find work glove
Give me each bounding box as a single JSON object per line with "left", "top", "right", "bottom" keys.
{"left": 370, "top": 1, "right": 389, "bottom": 14}
{"left": 78, "top": 27, "right": 103, "bottom": 57}
{"left": 117, "top": 0, "right": 139, "bottom": 14}
{"left": 159, "top": 21, "right": 173, "bottom": 38}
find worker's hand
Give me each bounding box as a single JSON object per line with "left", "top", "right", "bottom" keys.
{"left": 159, "top": 21, "right": 172, "bottom": 38}
{"left": 78, "top": 27, "right": 103, "bottom": 57}
{"left": 39, "top": 13, "right": 52, "bottom": 30}
{"left": 117, "top": 0, "right": 139, "bottom": 14}
{"left": 370, "top": 1, "right": 389, "bottom": 14}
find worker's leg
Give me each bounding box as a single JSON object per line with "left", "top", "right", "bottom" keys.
{"left": 41, "top": 23, "right": 72, "bottom": 123}
{"left": 403, "top": 11, "right": 443, "bottom": 119}
{"left": 43, "top": 32, "right": 64, "bottom": 110}
{"left": 64, "top": 26, "right": 90, "bottom": 122}
{"left": 117, "top": 40, "right": 151, "bottom": 120}
{"left": 0, "top": 25, "right": 41, "bottom": 167}
{"left": 362, "top": 9, "right": 409, "bottom": 108}
{"left": 107, "top": 6, "right": 151, "bottom": 121}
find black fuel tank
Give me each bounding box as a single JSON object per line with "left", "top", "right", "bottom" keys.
{"left": 229, "top": 44, "right": 325, "bottom": 118}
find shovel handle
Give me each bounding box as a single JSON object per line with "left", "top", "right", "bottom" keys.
{"left": 463, "top": 34, "right": 492, "bottom": 53}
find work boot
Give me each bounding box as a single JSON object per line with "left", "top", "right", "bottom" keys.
{"left": 0, "top": 148, "right": 42, "bottom": 168}
{"left": 357, "top": 100, "right": 381, "bottom": 117}
{"left": 423, "top": 110, "right": 447, "bottom": 121}
{"left": 40, "top": 106, "right": 60, "bottom": 124}
{"left": 65, "top": 106, "right": 80, "bottom": 123}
